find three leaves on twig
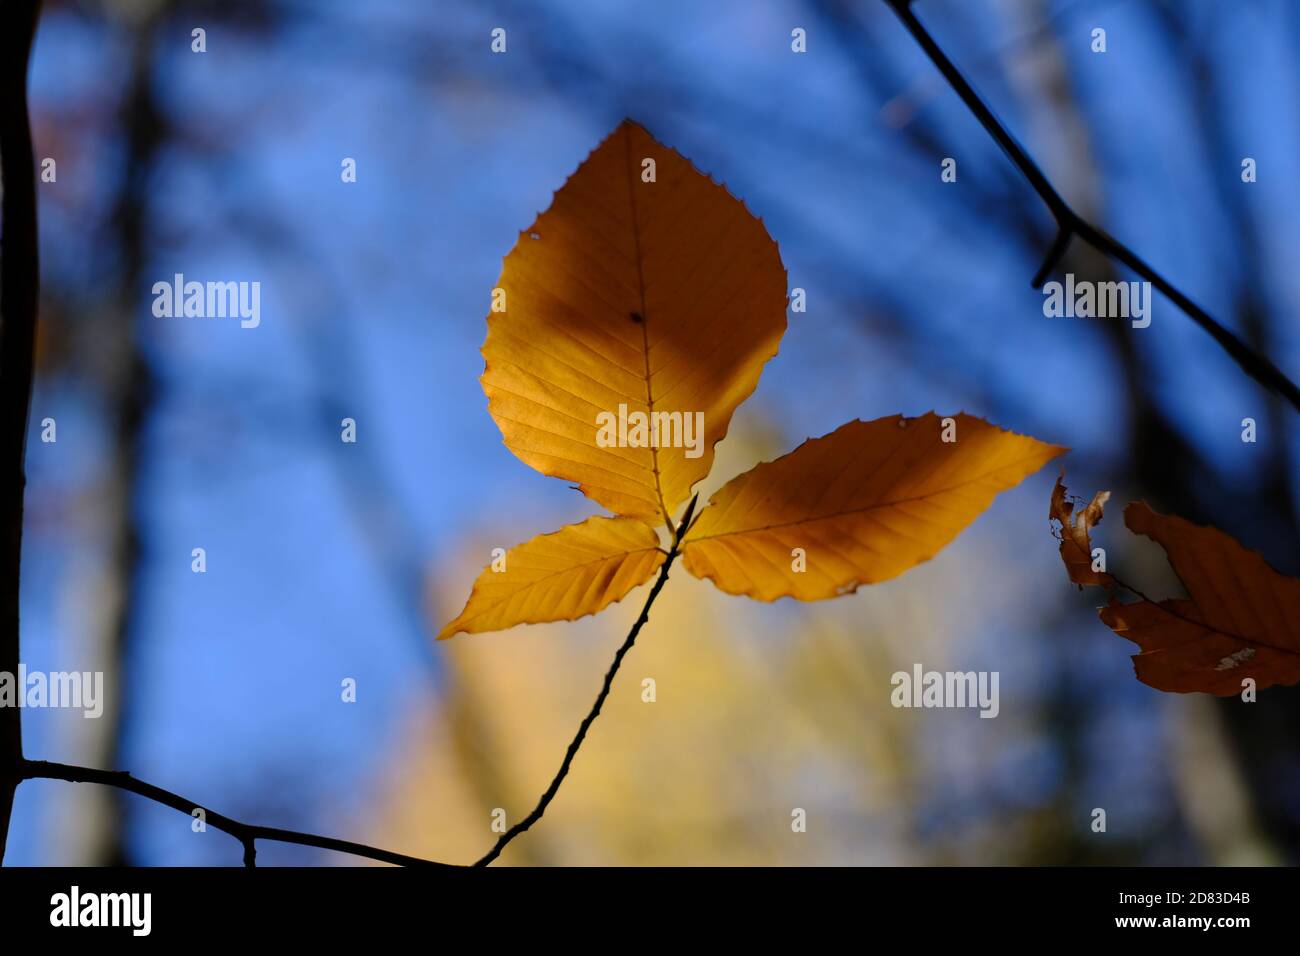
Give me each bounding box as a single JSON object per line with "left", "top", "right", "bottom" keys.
{"left": 441, "top": 119, "right": 1063, "bottom": 637}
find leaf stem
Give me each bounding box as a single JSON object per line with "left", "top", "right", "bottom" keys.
{"left": 473, "top": 495, "right": 698, "bottom": 866}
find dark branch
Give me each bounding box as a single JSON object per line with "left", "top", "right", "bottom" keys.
{"left": 0, "top": 0, "right": 43, "bottom": 863}
{"left": 21, "top": 760, "right": 456, "bottom": 868}
{"left": 883, "top": 0, "right": 1300, "bottom": 412}
{"left": 1032, "top": 225, "right": 1073, "bottom": 289}
{"left": 473, "top": 495, "right": 698, "bottom": 866}
{"left": 22, "top": 485, "right": 698, "bottom": 870}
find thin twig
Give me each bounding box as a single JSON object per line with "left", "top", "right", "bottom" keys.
{"left": 20, "top": 488, "right": 697, "bottom": 870}
{"left": 882, "top": 0, "right": 1300, "bottom": 412}
{"left": 474, "top": 495, "right": 698, "bottom": 867}
{"left": 0, "top": 0, "right": 42, "bottom": 864}
{"left": 21, "top": 759, "right": 456, "bottom": 868}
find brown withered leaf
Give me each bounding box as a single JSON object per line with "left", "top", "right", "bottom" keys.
{"left": 481, "top": 119, "right": 788, "bottom": 527}
{"left": 439, "top": 516, "right": 665, "bottom": 639}
{"left": 680, "top": 413, "right": 1065, "bottom": 601}
{"left": 1100, "top": 502, "right": 1300, "bottom": 694}
{"left": 1048, "top": 474, "right": 1115, "bottom": 587}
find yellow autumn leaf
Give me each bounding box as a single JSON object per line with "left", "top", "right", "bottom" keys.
{"left": 681, "top": 413, "right": 1066, "bottom": 601}
{"left": 1099, "top": 502, "right": 1300, "bottom": 695}
{"left": 481, "top": 119, "right": 788, "bottom": 527}
{"left": 439, "top": 516, "right": 666, "bottom": 639}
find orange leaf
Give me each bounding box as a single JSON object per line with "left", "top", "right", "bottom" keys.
{"left": 439, "top": 516, "right": 666, "bottom": 639}
{"left": 1100, "top": 502, "right": 1300, "bottom": 694}
{"left": 1048, "top": 474, "right": 1115, "bottom": 587}
{"left": 481, "top": 119, "right": 788, "bottom": 527}
{"left": 680, "top": 413, "right": 1065, "bottom": 601}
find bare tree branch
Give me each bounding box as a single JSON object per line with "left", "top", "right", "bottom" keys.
{"left": 882, "top": 0, "right": 1300, "bottom": 412}
{"left": 21, "top": 759, "right": 455, "bottom": 868}
{"left": 17, "top": 497, "right": 696, "bottom": 867}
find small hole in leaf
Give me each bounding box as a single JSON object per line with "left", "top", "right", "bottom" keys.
{"left": 528, "top": 231, "right": 541, "bottom": 240}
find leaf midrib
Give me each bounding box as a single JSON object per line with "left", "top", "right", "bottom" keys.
{"left": 451, "top": 544, "right": 666, "bottom": 629}
{"left": 685, "top": 457, "right": 1051, "bottom": 544}
{"left": 622, "top": 124, "right": 673, "bottom": 528}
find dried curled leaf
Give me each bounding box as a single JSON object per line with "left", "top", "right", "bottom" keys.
{"left": 439, "top": 516, "right": 666, "bottom": 639}
{"left": 1048, "top": 474, "right": 1115, "bottom": 587}
{"left": 481, "top": 119, "right": 788, "bottom": 527}
{"left": 680, "top": 413, "right": 1066, "bottom": 601}
{"left": 1101, "top": 502, "right": 1300, "bottom": 694}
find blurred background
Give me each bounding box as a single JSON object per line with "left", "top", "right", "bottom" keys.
{"left": 9, "top": 0, "right": 1300, "bottom": 865}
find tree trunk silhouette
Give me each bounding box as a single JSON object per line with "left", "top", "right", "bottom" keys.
{"left": 0, "top": 0, "right": 41, "bottom": 864}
